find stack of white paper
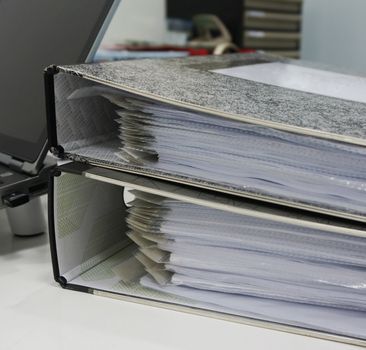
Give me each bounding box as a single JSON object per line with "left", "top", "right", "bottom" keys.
{"left": 66, "top": 84, "right": 366, "bottom": 218}
{"left": 103, "top": 93, "right": 366, "bottom": 217}
{"left": 125, "top": 191, "right": 366, "bottom": 315}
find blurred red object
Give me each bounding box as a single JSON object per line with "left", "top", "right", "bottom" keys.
{"left": 103, "top": 44, "right": 210, "bottom": 56}
{"left": 239, "top": 48, "right": 257, "bottom": 53}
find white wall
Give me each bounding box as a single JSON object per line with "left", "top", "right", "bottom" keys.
{"left": 102, "top": 0, "right": 166, "bottom": 45}
{"left": 301, "top": 0, "right": 366, "bottom": 73}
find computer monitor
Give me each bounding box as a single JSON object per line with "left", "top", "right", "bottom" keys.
{"left": 0, "top": 0, "right": 119, "bottom": 171}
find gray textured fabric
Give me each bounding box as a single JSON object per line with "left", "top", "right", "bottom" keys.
{"left": 58, "top": 53, "right": 366, "bottom": 143}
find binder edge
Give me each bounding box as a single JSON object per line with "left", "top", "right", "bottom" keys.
{"left": 44, "top": 65, "right": 64, "bottom": 157}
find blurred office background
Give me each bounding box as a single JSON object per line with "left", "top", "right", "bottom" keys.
{"left": 98, "top": 0, "right": 366, "bottom": 73}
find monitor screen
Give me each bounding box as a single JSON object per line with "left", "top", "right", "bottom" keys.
{"left": 0, "top": 0, "right": 116, "bottom": 163}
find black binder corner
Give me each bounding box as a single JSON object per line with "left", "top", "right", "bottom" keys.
{"left": 44, "top": 65, "right": 64, "bottom": 157}
{"left": 47, "top": 167, "right": 61, "bottom": 285}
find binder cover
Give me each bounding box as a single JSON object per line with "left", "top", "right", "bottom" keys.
{"left": 49, "top": 163, "right": 366, "bottom": 346}
{"left": 45, "top": 53, "right": 366, "bottom": 222}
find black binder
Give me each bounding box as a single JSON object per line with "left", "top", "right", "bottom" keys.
{"left": 44, "top": 53, "right": 366, "bottom": 222}
{"left": 45, "top": 54, "right": 366, "bottom": 346}
{"left": 48, "top": 163, "right": 366, "bottom": 346}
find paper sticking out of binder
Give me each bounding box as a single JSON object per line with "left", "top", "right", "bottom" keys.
{"left": 48, "top": 164, "right": 366, "bottom": 346}
{"left": 45, "top": 53, "right": 366, "bottom": 346}
{"left": 45, "top": 53, "right": 366, "bottom": 222}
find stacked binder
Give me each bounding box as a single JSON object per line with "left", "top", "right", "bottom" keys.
{"left": 45, "top": 53, "right": 366, "bottom": 345}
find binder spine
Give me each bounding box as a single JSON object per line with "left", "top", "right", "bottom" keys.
{"left": 47, "top": 166, "right": 98, "bottom": 292}
{"left": 47, "top": 167, "right": 62, "bottom": 284}
{"left": 65, "top": 283, "right": 92, "bottom": 294}
{"left": 44, "top": 65, "right": 64, "bottom": 157}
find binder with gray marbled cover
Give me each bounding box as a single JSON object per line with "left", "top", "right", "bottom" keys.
{"left": 47, "top": 53, "right": 366, "bottom": 221}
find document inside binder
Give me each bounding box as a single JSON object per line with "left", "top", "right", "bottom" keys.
{"left": 53, "top": 73, "right": 366, "bottom": 221}
{"left": 52, "top": 169, "right": 366, "bottom": 343}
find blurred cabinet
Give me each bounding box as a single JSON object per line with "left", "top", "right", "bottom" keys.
{"left": 167, "top": 0, "right": 303, "bottom": 58}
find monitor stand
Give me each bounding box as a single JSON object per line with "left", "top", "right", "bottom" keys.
{"left": 6, "top": 197, "right": 46, "bottom": 236}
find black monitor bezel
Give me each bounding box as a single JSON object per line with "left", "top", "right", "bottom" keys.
{"left": 0, "top": 0, "right": 117, "bottom": 166}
